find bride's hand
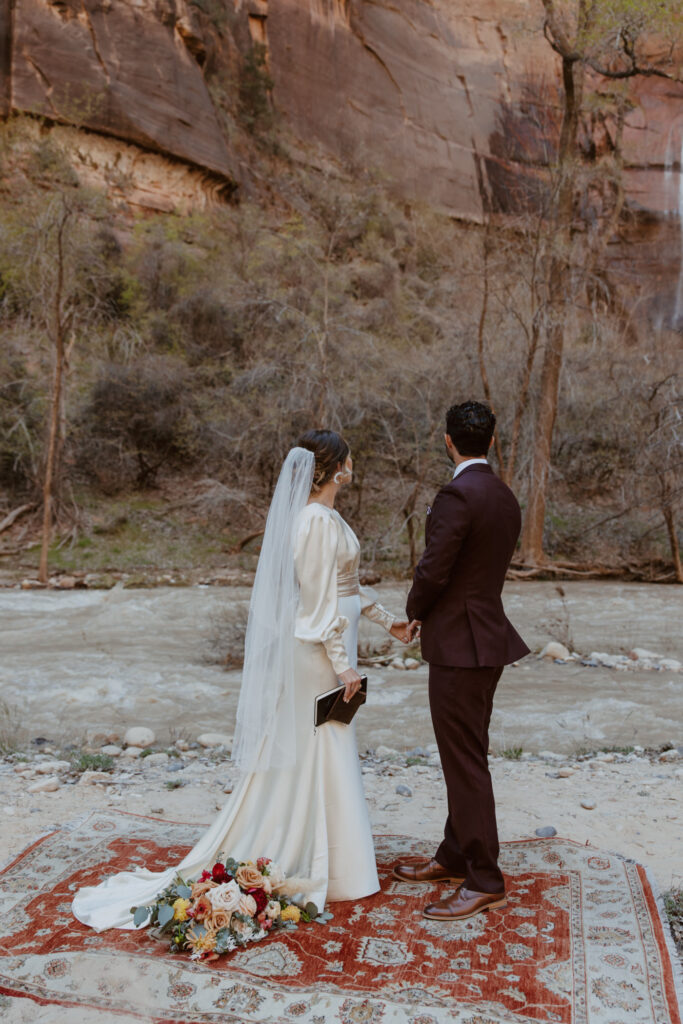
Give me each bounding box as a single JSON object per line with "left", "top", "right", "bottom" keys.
{"left": 390, "top": 620, "right": 413, "bottom": 644}
{"left": 338, "top": 667, "right": 362, "bottom": 703}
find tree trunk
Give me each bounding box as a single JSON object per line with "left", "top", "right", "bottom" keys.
{"left": 476, "top": 227, "right": 506, "bottom": 478}
{"left": 38, "top": 209, "right": 68, "bottom": 584}
{"left": 662, "top": 503, "right": 683, "bottom": 583}
{"left": 39, "top": 329, "right": 64, "bottom": 583}
{"left": 520, "top": 54, "right": 581, "bottom": 564}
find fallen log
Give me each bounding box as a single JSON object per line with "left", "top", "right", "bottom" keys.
{"left": 228, "top": 529, "right": 265, "bottom": 554}
{"left": 0, "top": 503, "right": 36, "bottom": 535}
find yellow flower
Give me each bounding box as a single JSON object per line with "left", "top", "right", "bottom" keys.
{"left": 187, "top": 925, "right": 217, "bottom": 953}
{"left": 172, "top": 897, "right": 191, "bottom": 922}
{"left": 280, "top": 904, "right": 301, "bottom": 923}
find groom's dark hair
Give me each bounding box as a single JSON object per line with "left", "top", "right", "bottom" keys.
{"left": 446, "top": 401, "right": 496, "bottom": 456}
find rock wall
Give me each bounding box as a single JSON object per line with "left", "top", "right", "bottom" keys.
{"left": 250, "top": 0, "right": 683, "bottom": 323}
{"left": 2, "top": 0, "right": 683, "bottom": 321}
{"left": 5, "top": 0, "right": 236, "bottom": 201}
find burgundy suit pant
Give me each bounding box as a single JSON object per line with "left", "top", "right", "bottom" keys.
{"left": 429, "top": 663, "right": 504, "bottom": 893}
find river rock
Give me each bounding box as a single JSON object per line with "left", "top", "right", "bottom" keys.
{"left": 197, "top": 733, "right": 232, "bottom": 749}
{"left": 535, "top": 826, "right": 557, "bottom": 838}
{"left": 659, "top": 749, "right": 681, "bottom": 762}
{"left": 589, "top": 652, "right": 630, "bottom": 669}
{"left": 143, "top": 752, "right": 169, "bottom": 767}
{"left": 538, "top": 751, "right": 563, "bottom": 762}
{"left": 375, "top": 745, "right": 399, "bottom": 758}
{"left": 390, "top": 659, "right": 407, "bottom": 670}
{"left": 28, "top": 776, "right": 60, "bottom": 793}
{"left": 34, "top": 760, "right": 70, "bottom": 774}
{"left": 659, "top": 658, "right": 682, "bottom": 672}
{"left": 175, "top": 740, "right": 190, "bottom": 752}
{"left": 557, "top": 767, "right": 575, "bottom": 778}
{"left": 78, "top": 770, "right": 113, "bottom": 786}
{"left": 404, "top": 658, "right": 420, "bottom": 669}
{"left": 581, "top": 799, "right": 597, "bottom": 810}
{"left": 629, "top": 648, "right": 663, "bottom": 661}
{"left": 101, "top": 745, "right": 122, "bottom": 757}
{"left": 55, "top": 575, "right": 77, "bottom": 589}
{"left": 539, "top": 641, "right": 570, "bottom": 661}
{"left": 124, "top": 727, "right": 155, "bottom": 748}
{"left": 122, "top": 746, "right": 143, "bottom": 759}
{"left": 395, "top": 784, "right": 412, "bottom": 797}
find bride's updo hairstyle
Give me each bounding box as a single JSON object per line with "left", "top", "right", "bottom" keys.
{"left": 298, "top": 429, "right": 350, "bottom": 493}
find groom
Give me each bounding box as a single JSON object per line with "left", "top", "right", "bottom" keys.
{"left": 395, "top": 401, "right": 529, "bottom": 920}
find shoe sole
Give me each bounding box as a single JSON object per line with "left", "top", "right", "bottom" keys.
{"left": 392, "top": 869, "right": 465, "bottom": 885}
{"left": 422, "top": 897, "right": 507, "bottom": 921}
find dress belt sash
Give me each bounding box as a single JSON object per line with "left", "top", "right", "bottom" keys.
{"left": 337, "top": 571, "right": 360, "bottom": 597}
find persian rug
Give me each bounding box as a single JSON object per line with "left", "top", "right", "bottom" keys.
{"left": 0, "top": 810, "right": 680, "bottom": 1024}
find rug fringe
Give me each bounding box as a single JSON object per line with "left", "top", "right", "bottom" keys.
{"left": 645, "top": 864, "right": 683, "bottom": 1018}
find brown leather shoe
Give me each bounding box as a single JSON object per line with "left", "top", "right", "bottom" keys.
{"left": 393, "top": 859, "right": 465, "bottom": 885}
{"left": 423, "top": 886, "right": 507, "bottom": 920}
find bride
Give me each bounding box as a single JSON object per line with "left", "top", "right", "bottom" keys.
{"left": 73, "top": 429, "right": 411, "bottom": 930}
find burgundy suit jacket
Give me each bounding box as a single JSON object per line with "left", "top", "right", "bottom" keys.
{"left": 406, "top": 464, "right": 529, "bottom": 668}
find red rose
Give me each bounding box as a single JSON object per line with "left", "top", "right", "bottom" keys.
{"left": 248, "top": 887, "right": 269, "bottom": 914}
{"left": 212, "top": 863, "right": 227, "bottom": 883}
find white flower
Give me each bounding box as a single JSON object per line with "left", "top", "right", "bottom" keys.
{"left": 207, "top": 880, "right": 241, "bottom": 914}
{"left": 265, "top": 900, "right": 281, "bottom": 920}
{"left": 266, "top": 863, "right": 286, "bottom": 890}
{"left": 238, "top": 893, "right": 257, "bottom": 917}
{"left": 232, "top": 917, "right": 253, "bottom": 940}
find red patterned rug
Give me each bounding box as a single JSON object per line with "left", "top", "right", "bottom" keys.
{"left": 0, "top": 810, "right": 680, "bottom": 1024}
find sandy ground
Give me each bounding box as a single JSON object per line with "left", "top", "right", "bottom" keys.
{"left": 1, "top": 745, "right": 681, "bottom": 893}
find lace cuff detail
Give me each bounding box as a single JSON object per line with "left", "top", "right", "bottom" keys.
{"left": 359, "top": 584, "right": 395, "bottom": 632}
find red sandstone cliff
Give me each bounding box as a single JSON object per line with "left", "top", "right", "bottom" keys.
{"left": 2, "top": 0, "right": 682, "bottom": 311}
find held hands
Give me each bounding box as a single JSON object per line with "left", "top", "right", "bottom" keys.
{"left": 338, "top": 667, "right": 362, "bottom": 703}
{"left": 390, "top": 619, "right": 421, "bottom": 644}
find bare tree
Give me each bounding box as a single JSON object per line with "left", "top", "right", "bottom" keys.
{"left": 519, "top": 0, "right": 682, "bottom": 564}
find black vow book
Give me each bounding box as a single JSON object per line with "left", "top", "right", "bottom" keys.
{"left": 314, "top": 676, "right": 368, "bottom": 727}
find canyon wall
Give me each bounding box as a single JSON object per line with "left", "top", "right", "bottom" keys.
{"left": 2, "top": 0, "right": 682, "bottom": 318}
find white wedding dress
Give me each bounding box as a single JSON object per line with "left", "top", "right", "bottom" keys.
{"left": 72, "top": 502, "right": 393, "bottom": 931}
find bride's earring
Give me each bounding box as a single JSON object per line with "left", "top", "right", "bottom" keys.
{"left": 333, "top": 471, "right": 343, "bottom": 484}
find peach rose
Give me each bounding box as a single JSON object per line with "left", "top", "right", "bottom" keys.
{"left": 238, "top": 893, "right": 258, "bottom": 918}
{"left": 235, "top": 864, "right": 267, "bottom": 890}
{"left": 209, "top": 909, "right": 232, "bottom": 931}
{"left": 191, "top": 879, "right": 217, "bottom": 900}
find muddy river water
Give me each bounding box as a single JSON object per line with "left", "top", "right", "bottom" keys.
{"left": 1, "top": 581, "right": 681, "bottom": 754}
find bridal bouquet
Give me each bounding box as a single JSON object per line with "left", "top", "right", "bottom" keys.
{"left": 132, "top": 856, "right": 330, "bottom": 961}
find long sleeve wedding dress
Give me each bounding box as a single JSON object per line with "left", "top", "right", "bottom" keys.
{"left": 72, "top": 501, "right": 393, "bottom": 931}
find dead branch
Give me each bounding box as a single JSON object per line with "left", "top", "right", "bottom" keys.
{"left": 0, "top": 503, "right": 36, "bottom": 534}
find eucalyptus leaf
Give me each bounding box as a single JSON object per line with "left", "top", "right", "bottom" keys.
{"left": 305, "top": 901, "right": 318, "bottom": 918}
{"left": 133, "top": 906, "right": 150, "bottom": 928}
{"left": 157, "top": 903, "right": 174, "bottom": 928}
{"left": 175, "top": 884, "right": 192, "bottom": 900}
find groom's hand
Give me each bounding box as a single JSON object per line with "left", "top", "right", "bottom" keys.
{"left": 407, "top": 619, "right": 421, "bottom": 641}
{"left": 339, "top": 667, "right": 362, "bottom": 702}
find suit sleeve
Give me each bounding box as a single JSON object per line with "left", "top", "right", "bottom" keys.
{"left": 406, "top": 489, "right": 471, "bottom": 622}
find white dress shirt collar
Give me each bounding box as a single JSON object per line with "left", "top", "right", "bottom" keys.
{"left": 452, "top": 458, "right": 489, "bottom": 479}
